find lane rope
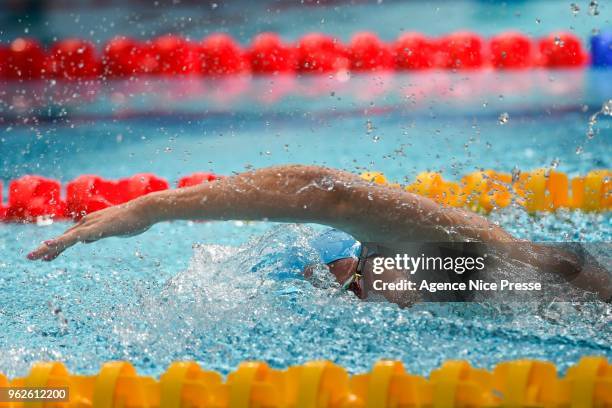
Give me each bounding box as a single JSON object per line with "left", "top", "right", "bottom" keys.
{"left": 0, "top": 357, "right": 609, "bottom": 407}
{"left": 2, "top": 30, "right": 610, "bottom": 81}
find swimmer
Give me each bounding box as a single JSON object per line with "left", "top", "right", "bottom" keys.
{"left": 27, "top": 165, "right": 610, "bottom": 304}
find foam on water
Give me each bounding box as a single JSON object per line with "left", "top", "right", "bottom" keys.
{"left": 106, "top": 223, "right": 612, "bottom": 376}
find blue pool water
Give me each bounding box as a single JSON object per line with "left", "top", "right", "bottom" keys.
{"left": 1, "top": 72, "right": 610, "bottom": 377}
{"left": 1, "top": 0, "right": 611, "bottom": 378}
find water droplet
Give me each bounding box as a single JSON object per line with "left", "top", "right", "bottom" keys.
{"left": 585, "top": 99, "right": 611, "bottom": 139}
{"left": 575, "top": 145, "right": 583, "bottom": 155}
{"left": 366, "top": 119, "right": 375, "bottom": 134}
{"left": 602, "top": 99, "right": 612, "bottom": 116}
{"left": 535, "top": 18, "right": 542, "bottom": 24}
{"left": 550, "top": 158, "right": 560, "bottom": 169}
{"left": 570, "top": 3, "right": 580, "bottom": 15}
{"left": 554, "top": 36, "right": 565, "bottom": 47}
{"left": 586, "top": 127, "right": 597, "bottom": 139}
{"left": 498, "top": 112, "right": 510, "bottom": 125}
{"left": 511, "top": 167, "right": 521, "bottom": 183}
{"left": 589, "top": 0, "right": 599, "bottom": 16}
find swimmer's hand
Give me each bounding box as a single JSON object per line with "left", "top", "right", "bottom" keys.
{"left": 27, "top": 199, "right": 153, "bottom": 261}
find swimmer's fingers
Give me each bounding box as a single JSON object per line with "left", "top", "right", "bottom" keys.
{"left": 27, "top": 227, "right": 95, "bottom": 261}
{"left": 27, "top": 203, "right": 150, "bottom": 261}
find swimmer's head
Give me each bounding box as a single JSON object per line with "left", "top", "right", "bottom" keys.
{"left": 303, "top": 229, "right": 365, "bottom": 296}
{"left": 305, "top": 255, "right": 421, "bottom": 306}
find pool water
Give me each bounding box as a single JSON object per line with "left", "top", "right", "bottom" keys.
{"left": 1, "top": 0, "right": 611, "bottom": 378}
{"left": 1, "top": 71, "right": 611, "bottom": 377}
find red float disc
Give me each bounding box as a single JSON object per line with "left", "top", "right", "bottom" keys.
{"left": 103, "top": 36, "right": 153, "bottom": 77}
{"left": 66, "top": 175, "right": 120, "bottom": 218}
{"left": 150, "top": 35, "right": 198, "bottom": 75}
{"left": 48, "top": 39, "right": 100, "bottom": 79}
{"left": 437, "top": 32, "right": 484, "bottom": 69}
{"left": 0, "top": 46, "right": 7, "bottom": 78}
{"left": 394, "top": 33, "right": 436, "bottom": 70}
{"left": 7, "top": 176, "right": 65, "bottom": 220}
{"left": 489, "top": 32, "right": 534, "bottom": 69}
{"left": 248, "top": 33, "right": 296, "bottom": 74}
{"left": 199, "top": 33, "right": 248, "bottom": 75}
{"left": 178, "top": 173, "right": 218, "bottom": 188}
{"left": 4, "top": 38, "right": 47, "bottom": 79}
{"left": 348, "top": 32, "right": 394, "bottom": 71}
{"left": 297, "top": 33, "right": 349, "bottom": 73}
{"left": 538, "top": 32, "right": 587, "bottom": 67}
{"left": 117, "top": 174, "right": 169, "bottom": 202}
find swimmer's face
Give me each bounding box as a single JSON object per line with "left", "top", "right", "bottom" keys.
{"left": 303, "top": 257, "right": 360, "bottom": 294}
{"left": 327, "top": 257, "right": 360, "bottom": 286}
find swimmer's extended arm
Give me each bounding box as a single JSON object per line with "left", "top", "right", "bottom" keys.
{"left": 25, "top": 165, "right": 611, "bottom": 299}
{"left": 29, "top": 165, "right": 515, "bottom": 261}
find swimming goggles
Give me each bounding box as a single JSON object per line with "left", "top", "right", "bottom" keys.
{"left": 339, "top": 244, "right": 378, "bottom": 297}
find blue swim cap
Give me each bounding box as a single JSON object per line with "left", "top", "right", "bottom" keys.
{"left": 310, "top": 229, "right": 361, "bottom": 264}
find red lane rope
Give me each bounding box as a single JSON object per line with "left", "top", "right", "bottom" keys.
{"left": 0, "top": 173, "right": 218, "bottom": 222}
{"left": 0, "top": 31, "right": 589, "bottom": 80}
